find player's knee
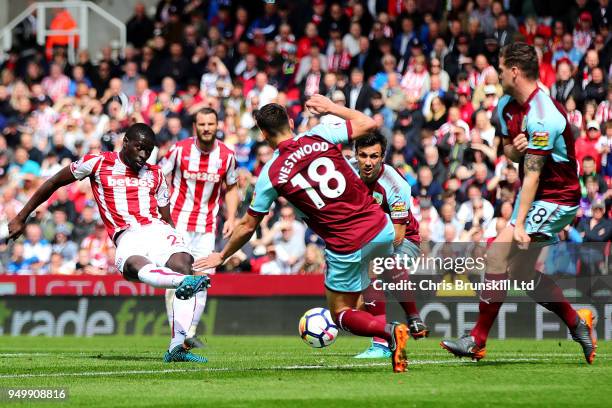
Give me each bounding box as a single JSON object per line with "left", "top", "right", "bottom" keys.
{"left": 122, "top": 261, "right": 140, "bottom": 282}
{"left": 165, "top": 252, "right": 194, "bottom": 275}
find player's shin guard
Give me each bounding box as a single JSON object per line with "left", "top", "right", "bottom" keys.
{"left": 362, "top": 284, "right": 388, "bottom": 347}
{"left": 526, "top": 273, "right": 579, "bottom": 330}
{"left": 470, "top": 272, "right": 508, "bottom": 346}
{"left": 336, "top": 309, "right": 393, "bottom": 342}
{"left": 138, "top": 264, "right": 185, "bottom": 288}
{"left": 187, "top": 290, "right": 207, "bottom": 338}
{"left": 169, "top": 295, "right": 197, "bottom": 351}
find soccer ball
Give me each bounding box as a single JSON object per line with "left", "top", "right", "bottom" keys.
{"left": 298, "top": 307, "right": 339, "bottom": 348}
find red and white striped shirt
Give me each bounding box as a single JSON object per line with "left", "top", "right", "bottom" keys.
{"left": 70, "top": 152, "right": 169, "bottom": 240}
{"left": 161, "top": 138, "right": 237, "bottom": 234}
{"left": 400, "top": 70, "right": 429, "bottom": 100}
{"left": 596, "top": 101, "right": 611, "bottom": 124}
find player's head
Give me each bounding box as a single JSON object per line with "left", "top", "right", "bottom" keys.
{"left": 498, "top": 42, "right": 539, "bottom": 94}
{"left": 122, "top": 123, "right": 156, "bottom": 172}
{"left": 254, "top": 103, "right": 293, "bottom": 144}
{"left": 354, "top": 132, "right": 387, "bottom": 183}
{"left": 193, "top": 108, "right": 218, "bottom": 147}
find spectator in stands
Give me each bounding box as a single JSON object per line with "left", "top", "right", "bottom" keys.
{"left": 126, "top": 2, "right": 154, "bottom": 49}
{"left": 584, "top": 67, "right": 607, "bottom": 104}
{"left": 48, "top": 252, "right": 75, "bottom": 275}
{"left": 552, "top": 33, "right": 583, "bottom": 67}
{"left": 299, "top": 244, "right": 325, "bottom": 275}
{"left": 576, "top": 121, "right": 603, "bottom": 170}
{"left": 23, "top": 223, "right": 52, "bottom": 274}
{"left": 580, "top": 176, "right": 606, "bottom": 218}
{"left": 80, "top": 222, "right": 113, "bottom": 272}
{"left": 597, "top": 120, "right": 612, "bottom": 177}
{"left": 7, "top": 242, "right": 36, "bottom": 275}
{"left": 456, "top": 185, "right": 495, "bottom": 232}
{"left": 579, "top": 155, "right": 608, "bottom": 197}
{"left": 576, "top": 199, "right": 612, "bottom": 275}
{"left": 344, "top": 67, "right": 376, "bottom": 112}
{"left": 551, "top": 60, "right": 583, "bottom": 106}
{"left": 412, "top": 166, "right": 443, "bottom": 210}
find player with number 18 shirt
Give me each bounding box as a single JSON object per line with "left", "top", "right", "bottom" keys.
{"left": 196, "top": 96, "right": 411, "bottom": 372}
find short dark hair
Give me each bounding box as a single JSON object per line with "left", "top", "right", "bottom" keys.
{"left": 254, "top": 103, "right": 290, "bottom": 137}
{"left": 125, "top": 123, "right": 155, "bottom": 143}
{"left": 499, "top": 42, "right": 539, "bottom": 80}
{"left": 194, "top": 107, "right": 218, "bottom": 121}
{"left": 354, "top": 132, "right": 387, "bottom": 156}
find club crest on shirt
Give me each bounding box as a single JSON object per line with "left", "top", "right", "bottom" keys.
{"left": 373, "top": 192, "right": 383, "bottom": 205}
{"left": 532, "top": 131, "right": 549, "bottom": 147}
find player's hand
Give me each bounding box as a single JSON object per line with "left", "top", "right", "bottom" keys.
{"left": 222, "top": 220, "right": 234, "bottom": 239}
{"left": 305, "top": 94, "right": 335, "bottom": 115}
{"left": 513, "top": 133, "right": 529, "bottom": 153}
{"left": 193, "top": 252, "right": 224, "bottom": 271}
{"left": 513, "top": 225, "right": 531, "bottom": 250}
{"left": 6, "top": 217, "right": 26, "bottom": 243}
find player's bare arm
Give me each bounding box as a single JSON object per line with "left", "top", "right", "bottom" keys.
{"left": 503, "top": 132, "right": 528, "bottom": 162}
{"left": 194, "top": 212, "right": 264, "bottom": 270}
{"left": 7, "top": 166, "right": 76, "bottom": 241}
{"left": 393, "top": 224, "right": 406, "bottom": 247}
{"left": 305, "top": 93, "right": 376, "bottom": 139}
{"left": 514, "top": 153, "right": 546, "bottom": 246}
{"left": 158, "top": 205, "right": 176, "bottom": 228}
{"left": 222, "top": 183, "right": 239, "bottom": 239}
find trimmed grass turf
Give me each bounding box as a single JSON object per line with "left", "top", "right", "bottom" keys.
{"left": 0, "top": 336, "right": 610, "bottom": 407}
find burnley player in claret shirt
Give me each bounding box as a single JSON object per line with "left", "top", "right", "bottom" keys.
{"left": 441, "top": 43, "right": 596, "bottom": 365}
{"left": 196, "top": 95, "right": 411, "bottom": 372}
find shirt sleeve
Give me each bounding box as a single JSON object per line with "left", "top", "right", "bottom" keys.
{"left": 305, "top": 122, "right": 353, "bottom": 145}
{"left": 155, "top": 169, "right": 170, "bottom": 207}
{"left": 69, "top": 154, "right": 103, "bottom": 180}
{"left": 247, "top": 164, "right": 278, "bottom": 216}
{"left": 525, "top": 117, "right": 561, "bottom": 156}
{"left": 225, "top": 154, "right": 238, "bottom": 185}
{"left": 159, "top": 145, "right": 178, "bottom": 177}
{"left": 496, "top": 95, "right": 511, "bottom": 137}
{"left": 384, "top": 170, "right": 412, "bottom": 224}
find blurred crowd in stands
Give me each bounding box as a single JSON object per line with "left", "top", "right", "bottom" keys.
{"left": 0, "top": 0, "right": 610, "bottom": 276}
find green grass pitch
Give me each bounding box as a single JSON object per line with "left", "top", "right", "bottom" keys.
{"left": 0, "top": 336, "right": 610, "bottom": 407}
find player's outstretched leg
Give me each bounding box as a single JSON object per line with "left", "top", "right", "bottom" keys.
{"left": 123, "top": 257, "right": 209, "bottom": 298}
{"left": 354, "top": 284, "right": 391, "bottom": 359}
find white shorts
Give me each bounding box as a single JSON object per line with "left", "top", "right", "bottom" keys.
{"left": 114, "top": 223, "right": 192, "bottom": 273}
{"left": 180, "top": 231, "right": 216, "bottom": 274}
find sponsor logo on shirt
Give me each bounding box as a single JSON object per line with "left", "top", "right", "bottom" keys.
{"left": 390, "top": 201, "right": 409, "bottom": 219}
{"left": 531, "top": 131, "right": 549, "bottom": 147}
{"left": 107, "top": 176, "right": 155, "bottom": 188}
{"left": 183, "top": 170, "right": 221, "bottom": 182}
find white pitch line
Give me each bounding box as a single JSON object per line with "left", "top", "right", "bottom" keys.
{"left": 0, "top": 358, "right": 549, "bottom": 379}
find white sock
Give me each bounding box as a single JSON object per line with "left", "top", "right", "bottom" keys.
{"left": 187, "top": 290, "right": 207, "bottom": 338}
{"left": 169, "top": 295, "right": 197, "bottom": 351}
{"left": 165, "top": 289, "right": 175, "bottom": 327}
{"left": 137, "top": 264, "right": 184, "bottom": 288}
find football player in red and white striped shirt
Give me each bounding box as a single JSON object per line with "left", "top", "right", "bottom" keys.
{"left": 160, "top": 108, "right": 238, "bottom": 348}
{"left": 7, "top": 124, "right": 209, "bottom": 363}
